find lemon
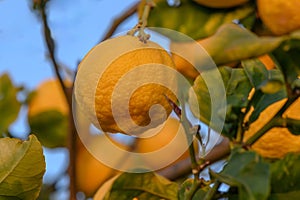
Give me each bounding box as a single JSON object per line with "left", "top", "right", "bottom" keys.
{"left": 75, "top": 35, "right": 177, "bottom": 135}
{"left": 27, "top": 79, "right": 69, "bottom": 148}
{"left": 244, "top": 98, "right": 300, "bottom": 158}
{"left": 135, "top": 117, "right": 198, "bottom": 169}
{"left": 258, "top": 54, "right": 276, "bottom": 70}
{"left": 76, "top": 135, "right": 129, "bottom": 197}
{"left": 193, "top": 0, "right": 249, "bottom": 8}
{"left": 257, "top": 0, "right": 300, "bottom": 35}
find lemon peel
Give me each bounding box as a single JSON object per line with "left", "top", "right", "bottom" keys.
{"left": 258, "top": 0, "right": 300, "bottom": 35}
{"left": 74, "top": 35, "right": 177, "bottom": 135}
{"left": 193, "top": 0, "right": 249, "bottom": 8}
{"left": 244, "top": 98, "right": 300, "bottom": 158}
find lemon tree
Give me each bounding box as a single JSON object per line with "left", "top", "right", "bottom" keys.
{"left": 2, "top": 0, "right": 300, "bottom": 199}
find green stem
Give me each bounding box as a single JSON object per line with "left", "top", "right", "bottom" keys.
{"left": 127, "top": 0, "right": 154, "bottom": 42}
{"left": 181, "top": 102, "right": 199, "bottom": 179}
{"left": 185, "top": 179, "right": 202, "bottom": 200}
{"left": 204, "top": 180, "right": 221, "bottom": 200}
{"left": 245, "top": 96, "right": 298, "bottom": 146}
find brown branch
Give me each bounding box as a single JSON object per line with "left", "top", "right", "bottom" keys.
{"left": 158, "top": 137, "right": 230, "bottom": 181}
{"left": 40, "top": 8, "right": 67, "bottom": 97}
{"left": 39, "top": 5, "right": 77, "bottom": 200}
{"left": 100, "top": 1, "right": 140, "bottom": 42}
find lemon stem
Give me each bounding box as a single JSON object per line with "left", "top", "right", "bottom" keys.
{"left": 127, "top": 0, "right": 155, "bottom": 43}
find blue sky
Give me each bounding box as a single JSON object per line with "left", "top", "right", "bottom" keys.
{"left": 0, "top": 0, "right": 138, "bottom": 197}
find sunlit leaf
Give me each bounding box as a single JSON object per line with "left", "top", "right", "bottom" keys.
{"left": 103, "top": 172, "right": 178, "bottom": 200}
{"left": 146, "top": 0, "right": 255, "bottom": 40}
{"left": 201, "top": 24, "right": 285, "bottom": 65}
{"left": 0, "top": 135, "right": 45, "bottom": 200}
{"left": 0, "top": 73, "right": 21, "bottom": 135}
{"left": 211, "top": 148, "right": 270, "bottom": 200}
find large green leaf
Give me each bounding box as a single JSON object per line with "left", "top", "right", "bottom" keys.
{"left": 147, "top": 0, "right": 255, "bottom": 40}
{"left": 189, "top": 67, "right": 252, "bottom": 138}
{"left": 28, "top": 110, "right": 68, "bottom": 148}
{"left": 0, "top": 73, "right": 21, "bottom": 136}
{"left": 103, "top": 172, "right": 178, "bottom": 200}
{"left": 201, "top": 24, "right": 285, "bottom": 65}
{"left": 211, "top": 149, "right": 270, "bottom": 200}
{"left": 0, "top": 135, "right": 45, "bottom": 200}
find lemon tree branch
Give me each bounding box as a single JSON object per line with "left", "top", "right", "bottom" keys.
{"left": 35, "top": 2, "right": 77, "bottom": 199}
{"left": 101, "top": 1, "right": 139, "bottom": 42}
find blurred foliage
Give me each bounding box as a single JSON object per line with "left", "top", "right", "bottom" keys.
{"left": 0, "top": 73, "right": 21, "bottom": 136}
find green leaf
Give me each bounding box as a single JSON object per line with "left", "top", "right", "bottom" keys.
{"left": 28, "top": 110, "right": 68, "bottom": 148}
{"left": 0, "top": 135, "right": 45, "bottom": 200}
{"left": 189, "top": 67, "right": 252, "bottom": 138}
{"left": 270, "top": 153, "right": 300, "bottom": 194}
{"left": 286, "top": 118, "right": 300, "bottom": 135}
{"left": 273, "top": 39, "right": 300, "bottom": 86}
{"left": 242, "top": 59, "right": 285, "bottom": 94}
{"left": 211, "top": 148, "right": 270, "bottom": 200}
{"left": 242, "top": 59, "right": 287, "bottom": 123}
{"left": 178, "top": 178, "right": 194, "bottom": 200}
{"left": 103, "top": 172, "right": 178, "bottom": 200}
{"left": 248, "top": 89, "right": 287, "bottom": 123}
{"left": 268, "top": 190, "right": 300, "bottom": 200}
{"left": 147, "top": 0, "right": 255, "bottom": 40}
{"left": 0, "top": 73, "right": 21, "bottom": 135}
{"left": 178, "top": 178, "right": 210, "bottom": 200}
{"left": 201, "top": 24, "right": 286, "bottom": 65}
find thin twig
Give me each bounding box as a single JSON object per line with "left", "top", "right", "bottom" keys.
{"left": 40, "top": 8, "right": 67, "bottom": 97}
{"left": 39, "top": 4, "right": 77, "bottom": 200}
{"left": 100, "top": 1, "right": 140, "bottom": 42}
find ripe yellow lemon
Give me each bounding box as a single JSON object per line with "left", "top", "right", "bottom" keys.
{"left": 27, "top": 79, "right": 69, "bottom": 148}
{"left": 193, "top": 0, "right": 249, "bottom": 8}
{"left": 257, "top": 0, "right": 300, "bottom": 35}
{"left": 244, "top": 98, "right": 300, "bottom": 158}
{"left": 135, "top": 117, "right": 198, "bottom": 169}
{"left": 75, "top": 35, "right": 177, "bottom": 135}
{"left": 76, "top": 135, "right": 129, "bottom": 197}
